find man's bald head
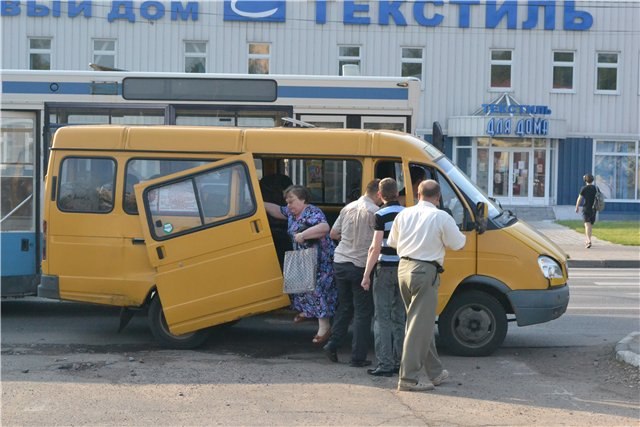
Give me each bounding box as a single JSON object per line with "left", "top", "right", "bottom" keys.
{"left": 418, "top": 179, "right": 440, "bottom": 203}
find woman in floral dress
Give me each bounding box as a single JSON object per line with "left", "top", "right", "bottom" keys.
{"left": 264, "top": 185, "right": 337, "bottom": 345}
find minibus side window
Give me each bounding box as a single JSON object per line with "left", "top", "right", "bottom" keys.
{"left": 124, "top": 158, "right": 210, "bottom": 214}
{"left": 144, "top": 162, "right": 255, "bottom": 241}
{"left": 273, "top": 158, "right": 362, "bottom": 205}
{"left": 58, "top": 157, "right": 116, "bottom": 213}
{"left": 435, "top": 170, "right": 466, "bottom": 228}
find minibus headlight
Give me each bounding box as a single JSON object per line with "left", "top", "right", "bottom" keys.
{"left": 538, "top": 256, "right": 563, "bottom": 279}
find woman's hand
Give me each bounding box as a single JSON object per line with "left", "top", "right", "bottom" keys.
{"left": 294, "top": 232, "right": 306, "bottom": 244}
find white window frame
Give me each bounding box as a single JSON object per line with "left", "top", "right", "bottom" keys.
{"left": 248, "top": 42, "right": 270, "bottom": 75}
{"left": 595, "top": 51, "right": 619, "bottom": 94}
{"left": 28, "top": 37, "right": 52, "bottom": 70}
{"left": 338, "top": 45, "right": 361, "bottom": 76}
{"left": 92, "top": 39, "right": 116, "bottom": 69}
{"left": 551, "top": 50, "right": 575, "bottom": 93}
{"left": 184, "top": 41, "right": 207, "bottom": 73}
{"left": 401, "top": 47, "right": 424, "bottom": 89}
{"left": 489, "top": 49, "right": 513, "bottom": 91}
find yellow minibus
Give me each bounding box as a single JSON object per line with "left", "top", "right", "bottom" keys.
{"left": 39, "top": 125, "right": 569, "bottom": 356}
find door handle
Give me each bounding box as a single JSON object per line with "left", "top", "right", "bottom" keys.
{"left": 156, "top": 246, "right": 165, "bottom": 260}
{"left": 251, "top": 219, "right": 261, "bottom": 233}
{"left": 132, "top": 238, "right": 145, "bottom": 245}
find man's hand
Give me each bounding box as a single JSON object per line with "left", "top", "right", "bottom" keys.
{"left": 361, "top": 277, "right": 371, "bottom": 291}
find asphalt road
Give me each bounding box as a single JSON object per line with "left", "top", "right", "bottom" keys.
{"left": 2, "top": 268, "right": 639, "bottom": 426}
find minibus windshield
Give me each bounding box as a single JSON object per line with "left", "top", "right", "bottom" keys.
{"left": 434, "top": 155, "right": 502, "bottom": 220}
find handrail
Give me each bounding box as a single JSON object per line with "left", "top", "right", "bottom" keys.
{"left": 0, "top": 194, "right": 33, "bottom": 224}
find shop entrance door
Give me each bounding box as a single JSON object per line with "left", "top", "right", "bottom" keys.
{"left": 492, "top": 150, "right": 530, "bottom": 202}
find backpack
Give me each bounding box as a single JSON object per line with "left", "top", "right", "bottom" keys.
{"left": 593, "top": 186, "right": 605, "bottom": 212}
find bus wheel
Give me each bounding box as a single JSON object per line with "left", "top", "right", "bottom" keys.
{"left": 438, "top": 290, "right": 507, "bottom": 357}
{"left": 148, "top": 296, "right": 209, "bottom": 349}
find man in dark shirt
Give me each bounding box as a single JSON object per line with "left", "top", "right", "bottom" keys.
{"left": 361, "top": 178, "right": 405, "bottom": 377}
{"left": 575, "top": 173, "right": 597, "bottom": 248}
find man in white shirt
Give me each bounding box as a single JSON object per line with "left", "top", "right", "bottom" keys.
{"left": 387, "top": 179, "right": 466, "bottom": 392}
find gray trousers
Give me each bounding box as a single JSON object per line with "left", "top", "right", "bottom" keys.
{"left": 372, "top": 265, "right": 405, "bottom": 370}
{"left": 398, "top": 258, "right": 443, "bottom": 383}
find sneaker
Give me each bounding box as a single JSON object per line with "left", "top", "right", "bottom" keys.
{"left": 397, "top": 380, "right": 435, "bottom": 392}
{"left": 349, "top": 359, "right": 372, "bottom": 368}
{"left": 431, "top": 369, "right": 449, "bottom": 386}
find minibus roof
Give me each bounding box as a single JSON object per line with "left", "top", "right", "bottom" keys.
{"left": 51, "top": 125, "right": 439, "bottom": 162}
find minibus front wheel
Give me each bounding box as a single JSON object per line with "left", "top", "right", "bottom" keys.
{"left": 438, "top": 290, "right": 508, "bottom": 357}
{"left": 148, "top": 296, "right": 210, "bottom": 349}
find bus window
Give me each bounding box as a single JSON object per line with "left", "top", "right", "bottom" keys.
{"left": 0, "top": 113, "right": 36, "bottom": 232}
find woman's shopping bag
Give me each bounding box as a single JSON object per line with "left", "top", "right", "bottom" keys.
{"left": 283, "top": 246, "right": 317, "bottom": 294}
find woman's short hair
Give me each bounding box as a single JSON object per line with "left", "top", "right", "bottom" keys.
{"left": 583, "top": 173, "right": 594, "bottom": 184}
{"left": 283, "top": 185, "right": 311, "bottom": 203}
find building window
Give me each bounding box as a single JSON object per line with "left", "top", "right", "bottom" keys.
{"left": 248, "top": 43, "right": 270, "bottom": 74}
{"left": 552, "top": 51, "right": 575, "bottom": 91}
{"left": 594, "top": 140, "right": 639, "bottom": 200}
{"left": 401, "top": 47, "right": 424, "bottom": 82}
{"left": 29, "top": 38, "right": 51, "bottom": 70}
{"left": 490, "top": 49, "right": 512, "bottom": 89}
{"left": 596, "top": 52, "right": 619, "bottom": 93}
{"left": 93, "top": 39, "right": 116, "bottom": 69}
{"left": 338, "top": 46, "right": 361, "bottom": 76}
{"left": 185, "top": 41, "right": 207, "bottom": 73}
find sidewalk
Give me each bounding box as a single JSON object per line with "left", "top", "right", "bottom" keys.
{"left": 528, "top": 220, "right": 640, "bottom": 268}
{"left": 528, "top": 220, "right": 640, "bottom": 368}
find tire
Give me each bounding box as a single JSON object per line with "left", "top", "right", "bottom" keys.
{"left": 148, "top": 296, "right": 210, "bottom": 349}
{"left": 438, "top": 290, "right": 508, "bottom": 357}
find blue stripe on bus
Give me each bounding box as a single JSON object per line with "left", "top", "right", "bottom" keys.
{"left": 3, "top": 81, "right": 94, "bottom": 95}
{"left": 278, "top": 86, "right": 408, "bottom": 100}
{"left": 3, "top": 81, "right": 408, "bottom": 101}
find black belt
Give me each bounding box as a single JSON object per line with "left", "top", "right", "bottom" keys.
{"left": 400, "top": 257, "right": 444, "bottom": 273}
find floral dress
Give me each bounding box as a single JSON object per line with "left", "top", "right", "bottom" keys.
{"left": 280, "top": 204, "right": 337, "bottom": 318}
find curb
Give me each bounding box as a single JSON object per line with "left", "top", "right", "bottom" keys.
{"left": 615, "top": 332, "right": 640, "bottom": 368}
{"left": 568, "top": 260, "right": 640, "bottom": 268}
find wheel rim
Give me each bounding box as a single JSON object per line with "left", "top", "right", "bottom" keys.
{"left": 451, "top": 303, "right": 496, "bottom": 348}
{"left": 158, "top": 308, "right": 197, "bottom": 341}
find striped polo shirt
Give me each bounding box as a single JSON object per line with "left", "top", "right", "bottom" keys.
{"left": 375, "top": 201, "right": 404, "bottom": 266}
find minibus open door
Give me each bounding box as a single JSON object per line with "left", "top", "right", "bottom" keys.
{"left": 134, "top": 153, "right": 288, "bottom": 339}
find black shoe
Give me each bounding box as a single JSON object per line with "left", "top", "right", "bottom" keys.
{"left": 323, "top": 343, "right": 338, "bottom": 363}
{"left": 349, "top": 359, "right": 372, "bottom": 368}
{"left": 367, "top": 367, "right": 393, "bottom": 377}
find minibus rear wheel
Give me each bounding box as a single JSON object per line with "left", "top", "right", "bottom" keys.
{"left": 148, "top": 296, "right": 210, "bottom": 349}
{"left": 438, "top": 290, "right": 507, "bottom": 357}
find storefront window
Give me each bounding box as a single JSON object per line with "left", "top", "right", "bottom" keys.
{"left": 594, "top": 140, "right": 639, "bottom": 200}
{"left": 534, "top": 149, "right": 546, "bottom": 197}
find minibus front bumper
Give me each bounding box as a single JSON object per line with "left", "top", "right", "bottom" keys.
{"left": 507, "top": 284, "right": 569, "bottom": 326}
{"left": 38, "top": 274, "right": 60, "bottom": 299}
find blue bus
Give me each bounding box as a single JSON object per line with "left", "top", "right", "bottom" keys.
{"left": 1, "top": 69, "right": 420, "bottom": 296}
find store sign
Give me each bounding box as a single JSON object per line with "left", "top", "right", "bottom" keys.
{"left": 223, "top": 0, "right": 285, "bottom": 22}
{"left": 483, "top": 103, "right": 552, "bottom": 137}
{"left": 1, "top": 0, "right": 594, "bottom": 31}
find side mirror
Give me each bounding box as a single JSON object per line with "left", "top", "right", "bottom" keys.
{"left": 476, "top": 201, "right": 488, "bottom": 234}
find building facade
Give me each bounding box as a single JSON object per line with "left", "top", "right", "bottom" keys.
{"left": 2, "top": 0, "right": 639, "bottom": 217}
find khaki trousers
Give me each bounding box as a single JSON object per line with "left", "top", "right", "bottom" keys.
{"left": 398, "top": 258, "right": 443, "bottom": 383}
